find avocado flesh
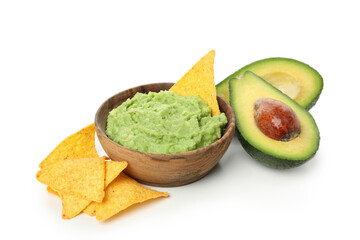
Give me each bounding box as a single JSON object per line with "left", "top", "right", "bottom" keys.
{"left": 217, "top": 57, "right": 323, "bottom": 110}
{"left": 229, "top": 71, "right": 320, "bottom": 169}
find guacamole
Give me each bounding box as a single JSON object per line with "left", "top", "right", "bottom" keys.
{"left": 106, "top": 91, "right": 227, "bottom": 154}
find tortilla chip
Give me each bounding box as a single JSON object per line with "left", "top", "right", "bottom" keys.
{"left": 60, "top": 161, "right": 128, "bottom": 219}
{"left": 47, "top": 186, "right": 59, "bottom": 196}
{"left": 93, "top": 173, "right": 168, "bottom": 221}
{"left": 169, "top": 50, "right": 220, "bottom": 116}
{"left": 39, "top": 123, "right": 98, "bottom": 169}
{"left": 104, "top": 161, "right": 128, "bottom": 185}
{"left": 36, "top": 156, "right": 106, "bottom": 203}
{"left": 82, "top": 161, "right": 128, "bottom": 217}
{"left": 83, "top": 200, "right": 97, "bottom": 216}
{"left": 60, "top": 194, "right": 91, "bottom": 219}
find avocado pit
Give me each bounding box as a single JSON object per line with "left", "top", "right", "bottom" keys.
{"left": 254, "top": 98, "right": 301, "bottom": 142}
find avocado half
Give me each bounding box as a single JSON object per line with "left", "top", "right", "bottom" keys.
{"left": 230, "top": 71, "right": 320, "bottom": 169}
{"left": 217, "top": 57, "right": 323, "bottom": 110}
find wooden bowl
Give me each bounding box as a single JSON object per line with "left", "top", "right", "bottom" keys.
{"left": 95, "top": 82, "right": 235, "bottom": 187}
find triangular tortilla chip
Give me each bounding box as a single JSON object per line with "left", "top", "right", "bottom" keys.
{"left": 88, "top": 173, "right": 168, "bottom": 221}
{"left": 60, "top": 194, "right": 91, "bottom": 219}
{"left": 169, "top": 50, "right": 220, "bottom": 116}
{"left": 39, "top": 123, "right": 98, "bottom": 169}
{"left": 47, "top": 186, "right": 59, "bottom": 196}
{"left": 36, "top": 156, "right": 106, "bottom": 202}
{"left": 83, "top": 203, "right": 96, "bottom": 216}
{"left": 60, "top": 161, "right": 128, "bottom": 219}
{"left": 46, "top": 158, "right": 112, "bottom": 197}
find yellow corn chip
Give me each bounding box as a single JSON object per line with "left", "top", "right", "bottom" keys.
{"left": 104, "top": 161, "right": 128, "bottom": 187}
{"left": 169, "top": 50, "right": 220, "bottom": 116}
{"left": 36, "top": 156, "right": 106, "bottom": 203}
{"left": 39, "top": 123, "right": 98, "bottom": 169}
{"left": 47, "top": 186, "right": 59, "bottom": 196}
{"left": 82, "top": 161, "right": 128, "bottom": 217}
{"left": 60, "top": 194, "right": 91, "bottom": 219}
{"left": 59, "top": 161, "right": 128, "bottom": 219}
{"left": 83, "top": 199, "right": 97, "bottom": 216}
{"left": 46, "top": 156, "right": 111, "bottom": 198}
{"left": 93, "top": 173, "right": 168, "bottom": 221}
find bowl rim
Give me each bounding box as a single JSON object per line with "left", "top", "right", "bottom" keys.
{"left": 94, "top": 82, "right": 235, "bottom": 160}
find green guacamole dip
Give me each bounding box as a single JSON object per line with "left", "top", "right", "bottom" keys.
{"left": 106, "top": 91, "right": 227, "bottom": 154}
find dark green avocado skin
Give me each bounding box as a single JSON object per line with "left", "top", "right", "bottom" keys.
{"left": 236, "top": 129, "right": 319, "bottom": 169}
{"left": 304, "top": 93, "right": 320, "bottom": 111}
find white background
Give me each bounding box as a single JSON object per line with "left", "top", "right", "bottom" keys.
{"left": 1, "top": 1, "right": 359, "bottom": 239}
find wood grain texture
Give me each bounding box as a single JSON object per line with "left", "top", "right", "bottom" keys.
{"left": 95, "top": 83, "right": 235, "bottom": 187}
